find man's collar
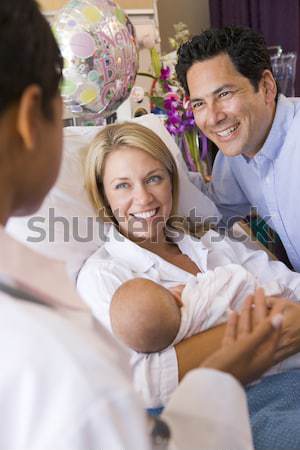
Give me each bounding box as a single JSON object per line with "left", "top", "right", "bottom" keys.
{"left": 253, "top": 94, "right": 295, "bottom": 162}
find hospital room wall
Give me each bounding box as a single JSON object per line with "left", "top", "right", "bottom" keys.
{"left": 157, "top": 0, "right": 211, "bottom": 53}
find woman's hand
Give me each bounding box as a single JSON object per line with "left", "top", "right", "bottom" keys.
{"left": 267, "top": 296, "right": 300, "bottom": 363}
{"left": 200, "top": 288, "right": 284, "bottom": 384}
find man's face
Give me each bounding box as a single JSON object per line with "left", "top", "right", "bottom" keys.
{"left": 186, "top": 53, "right": 276, "bottom": 157}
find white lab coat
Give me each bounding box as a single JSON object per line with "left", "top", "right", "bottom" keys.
{"left": 0, "top": 227, "right": 253, "bottom": 449}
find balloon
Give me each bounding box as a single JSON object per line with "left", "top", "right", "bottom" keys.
{"left": 53, "top": 0, "right": 138, "bottom": 120}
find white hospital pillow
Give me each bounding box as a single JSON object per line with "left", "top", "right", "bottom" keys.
{"left": 7, "top": 126, "right": 105, "bottom": 280}
{"left": 7, "top": 114, "right": 220, "bottom": 281}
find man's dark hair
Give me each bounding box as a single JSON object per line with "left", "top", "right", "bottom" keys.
{"left": 176, "top": 26, "right": 278, "bottom": 96}
{"left": 0, "top": 0, "right": 63, "bottom": 119}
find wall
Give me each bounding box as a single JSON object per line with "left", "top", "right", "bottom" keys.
{"left": 38, "top": 0, "right": 66, "bottom": 10}
{"left": 115, "top": 0, "right": 153, "bottom": 8}
{"left": 157, "top": 0, "right": 210, "bottom": 53}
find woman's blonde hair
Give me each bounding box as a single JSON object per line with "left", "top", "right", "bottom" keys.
{"left": 84, "top": 122, "right": 179, "bottom": 225}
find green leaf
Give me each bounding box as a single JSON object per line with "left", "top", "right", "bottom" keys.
{"left": 151, "top": 48, "right": 162, "bottom": 78}
{"left": 150, "top": 96, "right": 165, "bottom": 109}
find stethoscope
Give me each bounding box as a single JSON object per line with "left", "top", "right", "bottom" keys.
{"left": 0, "top": 273, "right": 50, "bottom": 307}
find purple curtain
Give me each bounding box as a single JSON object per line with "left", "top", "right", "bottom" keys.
{"left": 209, "top": 0, "right": 300, "bottom": 95}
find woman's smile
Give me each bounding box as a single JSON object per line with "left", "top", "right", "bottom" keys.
{"left": 103, "top": 146, "right": 173, "bottom": 242}
{"left": 130, "top": 207, "right": 159, "bottom": 220}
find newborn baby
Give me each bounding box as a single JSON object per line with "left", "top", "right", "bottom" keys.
{"left": 110, "top": 264, "right": 292, "bottom": 353}
{"left": 110, "top": 277, "right": 182, "bottom": 353}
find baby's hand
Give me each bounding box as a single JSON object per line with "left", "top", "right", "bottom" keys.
{"left": 201, "top": 288, "right": 284, "bottom": 384}
{"left": 169, "top": 285, "right": 185, "bottom": 307}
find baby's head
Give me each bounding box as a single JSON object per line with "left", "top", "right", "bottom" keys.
{"left": 110, "top": 278, "right": 182, "bottom": 353}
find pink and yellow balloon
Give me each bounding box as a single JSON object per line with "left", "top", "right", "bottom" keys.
{"left": 53, "top": 0, "right": 138, "bottom": 120}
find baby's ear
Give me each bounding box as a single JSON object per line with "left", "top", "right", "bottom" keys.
{"left": 169, "top": 286, "right": 184, "bottom": 307}
{"left": 174, "top": 296, "right": 183, "bottom": 308}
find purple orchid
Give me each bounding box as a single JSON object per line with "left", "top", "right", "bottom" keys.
{"left": 168, "top": 111, "right": 181, "bottom": 125}
{"left": 166, "top": 122, "right": 178, "bottom": 135}
{"left": 160, "top": 66, "right": 171, "bottom": 80}
{"left": 147, "top": 61, "right": 208, "bottom": 172}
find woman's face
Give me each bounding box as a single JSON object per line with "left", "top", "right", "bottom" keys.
{"left": 102, "top": 146, "right": 173, "bottom": 243}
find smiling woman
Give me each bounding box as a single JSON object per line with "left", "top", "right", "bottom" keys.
{"left": 103, "top": 147, "right": 173, "bottom": 242}
{"left": 84, "top": 122, "right": 179, "bottom": 244}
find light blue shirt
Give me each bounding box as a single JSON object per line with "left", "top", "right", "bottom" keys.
{"left": 199, "top": 94, "right": 300, "bottom": 271}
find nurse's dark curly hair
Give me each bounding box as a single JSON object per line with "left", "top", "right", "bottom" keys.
{"left": 175, "top": 26, "right": 279, "bottom": 97}
{"left": 0, "top": 0, "right": 63, "bottom": 119}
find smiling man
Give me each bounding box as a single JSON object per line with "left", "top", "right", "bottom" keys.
{"left": 176, "top": 27, "right": 300, "bottom": 272}
{"left": 185, "top": 52, "right": 276, "bottom": 158}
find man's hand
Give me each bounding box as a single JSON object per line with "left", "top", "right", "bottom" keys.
{"left": 201, "top": 288, "right": 284, "bottom": 384}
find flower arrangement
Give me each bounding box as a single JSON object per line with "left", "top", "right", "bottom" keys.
{"left": 133, "top": 23, "right": 209, "bottom": 178}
